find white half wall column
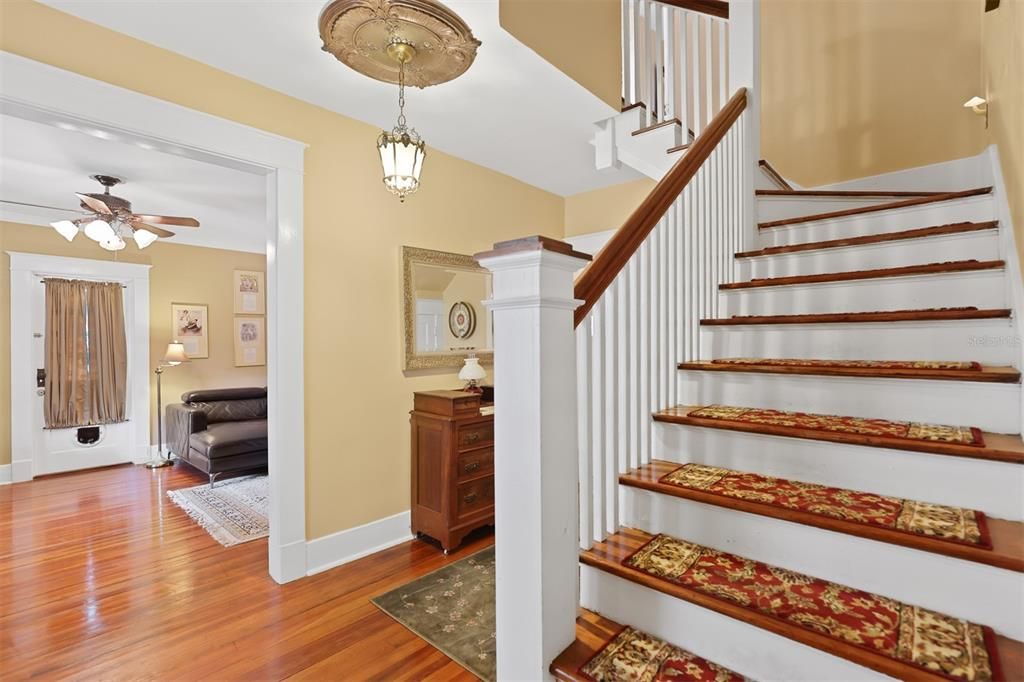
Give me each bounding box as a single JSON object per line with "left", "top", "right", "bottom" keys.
{"left": 477, "top": 236, "right": 591, "bottom": 681}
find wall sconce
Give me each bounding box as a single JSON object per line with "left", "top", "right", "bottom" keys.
{"left": 964, "top": 96, "right": 989, "bottom": 128}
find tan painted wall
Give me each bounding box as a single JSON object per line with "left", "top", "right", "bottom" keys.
{"left": 564, "top": 178, "right": 656, "bottom": 238}
{"left": 0, "top": 1, "right": 564, "bottom": 539}
{"left": 761, "top": 0, "right": 987, "bottom": 187}
{"left": 0, "top": 221, "right": 267, "bottom": 466}
{"left": 499, "top": 0, "right": 622, "bottom": 110}
{"left": 982, "top": 0, "right": 1024, "bottom": 267}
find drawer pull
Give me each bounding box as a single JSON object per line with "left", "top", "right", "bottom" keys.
{"left": 464, "top": 432, "right": 481, "bottom": 443}
{"left": 464, "top": 492, "right": 478, "bottom": 504}
{"left": 464, "top": 461, "right": 481, "bottom": 473}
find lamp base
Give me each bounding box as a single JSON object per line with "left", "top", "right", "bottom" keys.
{"left": 145, "top": 458, "right": 174, "bottom": 469}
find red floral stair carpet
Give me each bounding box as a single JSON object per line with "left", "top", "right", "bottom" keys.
{"left": 660, "top": 463, "right": 990, "bottom": 547}
{"left": 711, "top": 358, "right": 982, "bottom": 371}
{"left": 687, "top": 405, "right": 984, "bottom": 447}
{"left": 580, "top": 626, "right": 746, "bottom": 681}
{"left": 624, "top": 534, "right": 1002, "bottom": 681}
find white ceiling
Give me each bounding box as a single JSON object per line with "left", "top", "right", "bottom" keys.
{"left": 0, "top": 114, "right": 268, "bottom": 253}
{"left": 35, "top": 0, "right": 639, "bottom": 196}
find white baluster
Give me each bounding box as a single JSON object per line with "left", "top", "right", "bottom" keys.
{"left": 639, "top": 239, "right": 651, "bottom": 460}
{"left": 628, "top": 258, "right": 640, "bottom": 470}
{"left": 590, "top": 300, "right": 605, "bottom": 541}
{"left": 603, "top": 286, "right": 618, "bottom": 534}
{"left": 576, "top": 321, "right": 592, "bottom": 549}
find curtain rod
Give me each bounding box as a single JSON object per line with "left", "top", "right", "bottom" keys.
{"left": 38, "top": 278, "right": 128, "bottom": 288}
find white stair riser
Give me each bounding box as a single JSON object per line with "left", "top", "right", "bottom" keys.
{"left": 721, "top": 270, "right": 1007, "bottom": 317}
{"left": 678, "top": 371, "right": 1020, "bottom": 434}
{"left": 760, "top": 196, "right": 995, "bottom": 247}
{"left": 758, "top": 196, "right": 902, "bottom": 222}
{"left": 701, "top": 318, "right": 1019, "bottom": 366}
{"left": 652, "top": 422, "right": 1024, "bottom": 520}
{"left": 622, "top": 488, "right": 1024, "bottom": 640}
{"left": 581, "top": 565, "right": 890, "bottom": 681}
{"left": 740, "top": 230, "right": 1001, "bottom": 279}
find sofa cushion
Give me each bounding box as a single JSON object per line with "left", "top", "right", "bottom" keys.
{"left": 189, "top": 420, "right": 268, "bottom": 459}
{"left": 188, "top": 398, "right": 267, "bottom": 423}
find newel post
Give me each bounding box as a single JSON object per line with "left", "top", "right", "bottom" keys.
{"left": 729, "top": 0, "right": 761, "bottom": 251}
{"left": 476, "top": 236, "right": 592, "bottom": 681}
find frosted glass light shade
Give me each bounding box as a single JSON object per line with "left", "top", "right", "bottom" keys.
{"left": 99, "top": 235, "right": 126, "bottom": 251}
{"left": 377, "top": 129, "right": 425, "bottom": 201}
{"left": 458, "top": 356, "right": 487, "bottom": 382}
{"left": 84, "top": 219, "right": 116, "bottom": 242}
{"left": 51, "top": 220, "right": 79, "bottom": 242}
{"left": 163, "top": 341, "right": 189, "bottom": 365}
{"left": 133, "top": 229, "right": 159, "bottom": 249}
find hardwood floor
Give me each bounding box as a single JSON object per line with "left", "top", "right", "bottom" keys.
{"left": 0, "top": 463, "right": 491, "bottom": 680}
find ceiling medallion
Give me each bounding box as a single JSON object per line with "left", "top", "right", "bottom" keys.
{"left": 319, "top": 0, "right": 481, "bottom": 201}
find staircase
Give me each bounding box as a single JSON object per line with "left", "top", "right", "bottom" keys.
{"left": 479, "top": 1, "right": 1023, "bottom": 679}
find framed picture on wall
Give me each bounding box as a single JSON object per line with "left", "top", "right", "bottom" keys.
{"left": 233, "top": 270, "right": 266, "bottom": 315}
{"left": 171, "top": 303, "right": 209, "bottom": 359}
{"left": 233, "top": 316, "right": 266, "bottom": 367}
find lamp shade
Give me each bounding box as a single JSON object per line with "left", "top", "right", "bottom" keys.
{"left": 83, "top": 219, "right": 116, "bottom": 243}
{"left": 51, "top": 220, "right": 79, "bottom": 242}
{"left": 378, "top": 130, "right": 425, "bottom": 201}
{"left": 458, "top": 356, "right": 487, "bottom": 382}
{"left": 163, "top": 341, "right": 189, "bottom": 365}
{"left": 133, "top": 228, "right": 159, "bottom": 249}
{"left": 99, "top": 235, "right": 127, "bottom": 251}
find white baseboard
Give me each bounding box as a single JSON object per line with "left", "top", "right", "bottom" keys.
{"left": 0, "top": 464, "right": 10, "bottom": 485}
{"left": 305, "top": 510, "right": 413, "bottom": 576}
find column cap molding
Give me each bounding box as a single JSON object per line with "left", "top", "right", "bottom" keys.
{"left": 475, "top": 235, "right": 592, "bottom": 263}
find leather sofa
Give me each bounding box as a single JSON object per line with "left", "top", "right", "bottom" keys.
{"left": 166, "top": 387, "right": 267, "bottom": 486}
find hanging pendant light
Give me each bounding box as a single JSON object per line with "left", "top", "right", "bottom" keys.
{"left": 377, "top": 39, "right": 426, "bottom": 202}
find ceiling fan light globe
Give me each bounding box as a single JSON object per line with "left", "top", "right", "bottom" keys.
{"left": 99, "top": 235, "right": 126, "bottom": 252}
{"left": 133, "top": 229, "right": 160, "bottom": 249}
{"left": 50, "top": 220, "right": 79, "bottom": 242}
{"left": 84, "top": 219, "right": 116, "bottom": 243}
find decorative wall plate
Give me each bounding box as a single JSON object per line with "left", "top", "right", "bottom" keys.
{"left": 318, "top": 0, "right": 481, "bottom": 88}
{"left": 448, "top": 301, "right": 476, "bottom": 339}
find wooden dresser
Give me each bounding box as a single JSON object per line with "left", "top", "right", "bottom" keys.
{"left": 410, "top": 390, "right": 494, "bottom": 552}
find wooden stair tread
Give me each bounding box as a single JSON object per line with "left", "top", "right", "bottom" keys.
{"left": 677, "top": 360, "right": 1021, "bottom": 383}
{"left": 666, "top": 142, "right": 691, "bottom": 154}
{"left": 758, "top": 159, "right": 792, "bottom": 190}
{"left": 720, "top": 259, "right": 1004, "bottom": 290}
{"left": 581, "top": 528, "right": 1024, "bottom": 682}
{"left": 621, "top": 460, "right": 1024, "bottom": 572}
{"left": 550, "top": 610, "right": 623, "bottom": 681}
{"left": 759, "top": 187, "right": 993, "bottom": 229}
{"left": 757, "top": 189, "right": 949, "bottom": 198}
{"left": 632, "top": 118, "right": 681, "bottom": 136}
{"left": 701, "top": 307, "right": 1012, "bottom": 326}
{"left": 654, "top": 405, "right": 1024, "bottom": 464}
{"left": 736, "top": 221, "right": 999, "bottom": 259}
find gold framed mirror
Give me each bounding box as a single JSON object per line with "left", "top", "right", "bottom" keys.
{"left": 402, "top": 246, "right": 493, "bottom": 371}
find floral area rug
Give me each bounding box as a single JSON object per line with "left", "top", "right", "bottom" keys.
{"left": 687, "top": 405, "right": 984, "bottom": 447}
{"left": 625, "top": 534, "right": 1000, "bottom": 681}
{"left": 166, "top": 474, "right": 268, "bottom": 546}
{"left": 372, "top": 547, "right": 495, "bottom": 681}
{"left": 711, "top": 358, "right": 981, "bottom": 371}
{"left": 580, "top": 626, "right": 746, "bottom": 682}
{"left": 661, "top": 463, "right": 990, "bottom": 547}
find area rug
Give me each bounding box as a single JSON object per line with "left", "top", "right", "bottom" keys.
{"left": 711, "top": 358, "right": 982, "bottom": 371}
{"left": 372, "top": 547, "right": 496, "bottom": 681}
{"left": 166, "top": 475, "right": 268, "bottom": 547}
{"left": 686, "top": 405, "right": 984, "bottom": 447}
{"left": 580, "top": 626, "right": 746, "bottom": 681}
{"left": 660, "top": 463, "right": 990, "bottom": 547}
{"left": 624, "top": 534, "right": 1001, "bottom": 681}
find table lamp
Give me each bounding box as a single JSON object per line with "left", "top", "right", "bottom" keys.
{"left": 458, "top": 354, "right": 487, "bottom": 394}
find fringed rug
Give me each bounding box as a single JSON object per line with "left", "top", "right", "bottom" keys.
{"left": 372, "top": 547, "right": 496, "bottom": 681}
{"left": 580, "top": 626, "right": 746, "bottom": 681}
{"left": 711, "top": 358, "right": 982, "bottom": 371}
{"left": 167, "top": 475, "right": 268, "bottom": 546}
{"left": 661, "top": 463, "right": 990, "bottom": 547}
{"left": 687, "top": 405, "right": 985, "bottom": 447}
{"left": 625, "top": 534, "right": 1001, "bottom": 681}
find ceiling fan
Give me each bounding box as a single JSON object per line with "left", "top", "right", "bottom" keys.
{"left": 0, "top": 174, "right": 200, "bottom": 251}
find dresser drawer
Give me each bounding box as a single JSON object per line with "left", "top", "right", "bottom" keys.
{"left": 456, "top": 422, "right": 494, "bottom": 450}
{"left": 457, "top": 448, "right": 494, "bottom": 482}
{"left": 456, "top": 476, "right": 494, "bottom": 519}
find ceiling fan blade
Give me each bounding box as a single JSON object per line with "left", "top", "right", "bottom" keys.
{"left": 129, "top": 220, "right": 175, "bottom": 238}
{"left": 0, "top": 199, "right": 89, "bottom": 213}
{"left": 133, "top": 214, "right": 199, "bottom": 228}
{"left": 76, "top": 193, "right": 113, "bottom": 215}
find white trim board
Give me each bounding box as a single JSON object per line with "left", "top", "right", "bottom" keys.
{"left": 813, "top": 152, "right": 992, "bottom": 193}
{"left": 0, "top": 51, "right": 309, "bottom": 584}
{"left": 306, "top": 510, "right": 414, "bottom": 576}
{"left": 0, "top": 464, "right": 10, "bottom": 485}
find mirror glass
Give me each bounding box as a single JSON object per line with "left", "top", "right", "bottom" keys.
{"left": 402, "top": 246, "right": 493, "bottom": 370}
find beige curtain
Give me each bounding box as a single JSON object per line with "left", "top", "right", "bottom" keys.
{"left": 44, "top": 279, "right": 127, "bottom": 428}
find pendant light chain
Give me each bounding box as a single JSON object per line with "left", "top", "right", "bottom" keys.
{"left": 397, "top": 59, "right": 408, "bottom": 132}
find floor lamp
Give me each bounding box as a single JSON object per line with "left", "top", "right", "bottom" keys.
{"left": 146, "top": 341, "right": 189, "bottom": 469}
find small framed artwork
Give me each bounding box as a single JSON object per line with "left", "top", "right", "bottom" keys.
{"left": 233, "top": 316, "right": 266, "bottom": 367}
{"left": 233, "top": 270, "right": 266, "bottom": 315}
{"left": 448, "top": 301, "right": 477, "bottom": 339}
{"left": 172, "top": 303, "right": 209, "bottom": 359}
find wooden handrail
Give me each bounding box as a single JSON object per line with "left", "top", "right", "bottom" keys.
{"left": 654, "top": 0, "right": 729, "bottom": 19}
{"left": 573, "top": 87, "right": 747, "bottom": 327}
